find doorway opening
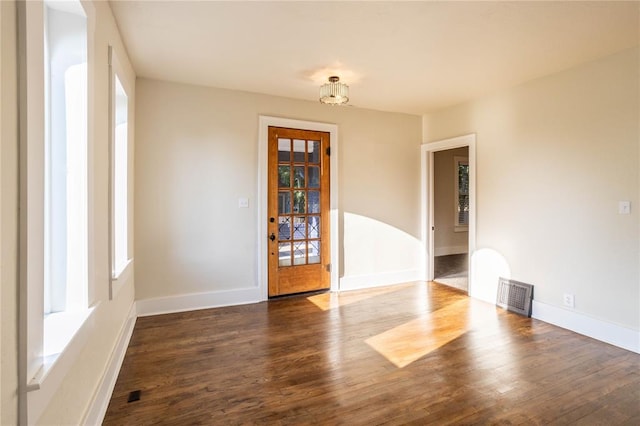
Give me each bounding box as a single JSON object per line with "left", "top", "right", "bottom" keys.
{"left": 433, "top": 148, "right": 469, "bottom": 291}
{"left": 421, "top": 134, "right": 476, "bottom": 296}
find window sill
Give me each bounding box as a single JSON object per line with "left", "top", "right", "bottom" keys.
{"left": 112, "top": 258, "right": 132, "bottom": 281}
{"left": 111, "top": 259, "right": 133, "bottom": 281}
{"left": 26, "top": 303, "right": 99, "bottom": 422}
{"left": 111, "top": 258, "right": 133, "bottom": 299}
{"left": 43, "top": 308, "right": 93, "bottom": 357}
{"left": 27, "top": 303, "right": 98, "bottom": 392}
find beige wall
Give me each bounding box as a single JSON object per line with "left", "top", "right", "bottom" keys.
{"left": 13, "top": 1, "right": 137, "bottom": 424}
{"left": 434, "top": 146, "right": 469, "bottom": 255}
{"left": 134, "top": 78, "right": 422, "bottom": 300}
{"left": 1, "top": 1, "right": 19, "bottom": 424}
{"left": 424, "top": 47, "right": 639, "bottom": 329}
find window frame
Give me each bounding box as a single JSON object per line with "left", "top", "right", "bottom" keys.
{"left": 108, "top": 45, "right": 133, "bottom": 299}
{"left": 43, "top": 12, "right": 89, "bottom": 317}
{"left": 42, "top": 0, "right": 90, "bottom": 351}
{"left": 454, "top": 156, "right": 469, "bottom": 232}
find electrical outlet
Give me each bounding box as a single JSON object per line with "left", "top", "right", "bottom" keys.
{"left": 563, "top": 293, "right": 575, "bottom": 308}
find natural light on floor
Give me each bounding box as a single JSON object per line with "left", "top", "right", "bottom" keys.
{"left": 306, "top": 283, "right": 415, "bottom": 311}
{"left": 365, "top": 298, "right": 472, "bottom": 368}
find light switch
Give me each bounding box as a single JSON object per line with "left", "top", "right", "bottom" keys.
{"left": 238, "top": 198, "right": 249, "bottom": 208}
{"left": 618, "top": 201, "right": 631, "bottom": 215}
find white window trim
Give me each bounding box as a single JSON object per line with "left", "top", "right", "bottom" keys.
{"left": 108, "top": 45, "right": 133, "bottom": 299}
{"left": 454, "top": 155, "right": 469, "bottom": 232}
{"left": 17, "top": 0, "right": 97, "bottom": 423}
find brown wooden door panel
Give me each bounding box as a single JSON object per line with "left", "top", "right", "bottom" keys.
{"left": 268, "top": 126, "right": 330, "bottom": 297}
{"left": 276, "top": 264, "right": 327, "bottom": 296}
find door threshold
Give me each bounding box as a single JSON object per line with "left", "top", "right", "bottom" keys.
{"left": 268, "top": 288, "right": 330, "bottom": 300}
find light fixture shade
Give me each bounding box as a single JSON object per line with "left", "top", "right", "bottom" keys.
{"left": 319, "top": 76, "right": 349, "bottom": 105}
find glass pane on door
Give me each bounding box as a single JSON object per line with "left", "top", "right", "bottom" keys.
{"left": 308, "top": 191, "right": 320, "bottom": 213}
{"left": 308, "top": 140, "right": 321, "bottom": 164}
{"left": 293, "top": 216, "right": 306, "bottom": 240}
{"left": 293, "top": 242, "right": 306, "bottom": 266}
{"left": 278, "top": 216, "right": 291, "bottom": 241}
{"left": 293, "top": 191, "right": 305, "bottom": 213}
{"left": 308, "top": 166, "right": 320, "bottom": 188}
{"left": 308, "top": 216, "right": 320, "bottom": 239}
{"left": 278, "top": 166, "right": 290, "bottom": 187}
{"left": 278, "top": 191, "right": 291, "bottom": 214}
{"left": 278, "top": 138, "right": 291, "bottom": 162}
{"left": 308, "top": 241, "right": 320, "bottom": 264}
{"left": 279, "top": 242, "right": 291, "bottom": 266}
{"left": 293, "top": 139, "right": 305, "bottom": 163}
{"left": 293, "top": 166, "right": 305, "bottom": 188}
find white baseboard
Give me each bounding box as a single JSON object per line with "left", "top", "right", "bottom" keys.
{"left": 339, "top": 269, "right": 421, "bottom": 292}
{"left": 136, "top": 287, "right": 262, "bottom": 317}
{"left": 82, "top": 302, "right": 137, "bottom": 426}
{"left": 532, "top": 300, "right": 640, "bottom": 354}
{"left": 434, "top": 246, "right": 468, "bottom": 256}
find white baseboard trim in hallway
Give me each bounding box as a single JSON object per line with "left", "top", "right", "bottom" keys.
{"left": 136, "top": 287, "right": 263, "bottom": 317}
{"left": 82, "top": 303, "right": 137, "bottom": 426}
{"left": 532, "top": 300, "right": 640, "bottom": 354}
{"left": 434, "top": 246, "right": 468, "bottom": 256}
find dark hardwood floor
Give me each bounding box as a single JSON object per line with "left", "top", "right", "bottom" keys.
{"left": 103, "top": 282, "right": 640, "bottom": 425}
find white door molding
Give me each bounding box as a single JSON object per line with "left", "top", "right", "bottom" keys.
{"left": 258, "top": 116, "right": 339, "bottom": 301}
{"left": 421, "top": 134, "right": 476, "bottom": 295}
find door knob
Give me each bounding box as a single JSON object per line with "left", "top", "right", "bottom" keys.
{"left": 269, "top": 233, "right": 276, "bottom": 242}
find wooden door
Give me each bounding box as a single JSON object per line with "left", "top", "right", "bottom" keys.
{"left": 268, "top": 127, "right": 330, "bottom": 297}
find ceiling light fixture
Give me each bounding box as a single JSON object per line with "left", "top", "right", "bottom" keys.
{"left": 319, "top": 76, "right": 349, "bottom": 105}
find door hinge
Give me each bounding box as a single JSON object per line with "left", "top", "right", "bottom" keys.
{"left": 326, "top": 263, "right": 331, "bottom": 272}
{"left": 326, "top": 147, "right": 330, "bottom": 156}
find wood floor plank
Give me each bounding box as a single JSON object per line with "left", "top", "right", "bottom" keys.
{"left": 103, "top": 281, "right": 640, "bottom": 425}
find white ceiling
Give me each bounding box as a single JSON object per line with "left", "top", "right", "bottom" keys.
{"left": 109, "top": 0, "right": 639, "bottom": 115}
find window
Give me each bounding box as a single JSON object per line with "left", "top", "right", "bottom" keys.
{"left": 109, "top": 46, "right": 131, "bottom": 293}
{"left": 454, "top": 156, "right": 469, "bottom": 230}
{"left": 43, "top": 0, "right": 89, "bottom": 354}
{"left": 112, "top": 75, "right": 129, "bottom": 276}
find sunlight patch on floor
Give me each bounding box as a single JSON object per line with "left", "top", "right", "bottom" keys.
{"left": 365, "top": 298, "right": 471, "bottom": 368}
{"left": 306, "top": 283, "right": 416, "bottom": 311}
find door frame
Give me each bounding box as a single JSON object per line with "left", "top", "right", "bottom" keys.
{"left": 258, "top": 116, "right": 339, "bottom": 301}
{"left": 421, "top": 133, "right": 476, "bottom": 296}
